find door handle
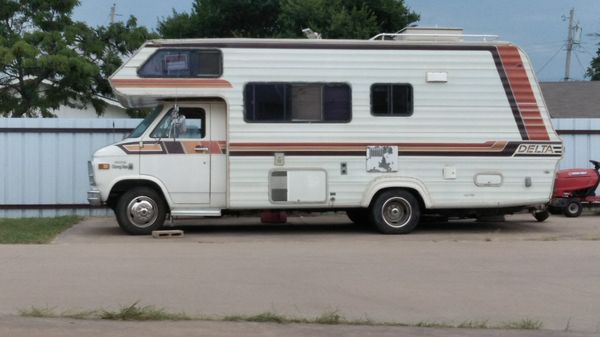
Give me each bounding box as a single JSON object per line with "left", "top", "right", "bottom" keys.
{"left": 194, "top": 146, "right": 209, "bottom": 152}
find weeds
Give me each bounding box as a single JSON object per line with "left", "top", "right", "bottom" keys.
{"left": 99, "top": 302, "right": 191, "bottom": 321}
{"left": 498, "top": 319, "right": 543, "bottom": 330}
{"left": 19, "top": 303, "right": 542, "bottom": 330}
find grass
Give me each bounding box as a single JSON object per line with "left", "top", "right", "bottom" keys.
{"left": 20, "top": 302, "right": 191, "bottom": 321}
{"left": 19, "top": 303, "right": 543, "bottom": 330}
{"left": 0, "top": 216, "right": 81, "bottom": 244}
{"left": 99, "top": 302, "right": 192, "bottom": 321}
{"left": 499, "top": 319, "right": 543, "bottom": 330}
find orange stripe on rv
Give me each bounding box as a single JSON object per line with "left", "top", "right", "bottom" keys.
{"left": 228, "top": 141, "right": 507, "bottom": 152}
{"left": 497, "top": 46, "right": 550, "bottom": 141}
{"left": 111, "top": 79, "right": 233, "bottom": 88}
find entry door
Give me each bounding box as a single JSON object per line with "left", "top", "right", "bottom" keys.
{"left": 140, "top": 105, "right": 211, "bottom": 205}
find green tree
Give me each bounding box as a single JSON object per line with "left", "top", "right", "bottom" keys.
{"left": 0, "top": 0, "right": 155, "bottom": 117}
{"left": 279, "top": 0, "right": 419, "bottom": 39}
{"left": 586, "top": 47, "right": 600, "bottom": 80}
{"left": 158, "top": 0, "right": 281, "bottom": 38}
{"left": 88, "top": 16, "right": 158, "bottom": 117}
{"left": 158, "top": 0, "right": 419, "bottom": 39}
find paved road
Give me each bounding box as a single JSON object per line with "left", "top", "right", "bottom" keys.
{"left": 0, "top": 316, "right": 595, "bottom": 337}
{"left": 1, "top": 214, "right": 600, "bottom": 334}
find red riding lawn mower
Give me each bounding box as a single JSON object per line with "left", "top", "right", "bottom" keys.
{"left": 548, "top": 160, "right": 600, "bottom": 217}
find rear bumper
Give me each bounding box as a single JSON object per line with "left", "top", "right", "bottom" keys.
{"left": 87, "top": 189, "right": 103, "bottom": 206}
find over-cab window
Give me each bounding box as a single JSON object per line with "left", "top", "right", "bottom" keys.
{"left": 244, "top": 83, "right": 351, "bottom": 123}
{"left": 151, "top": 108, "right": 206, "bottom": 139}
{"left": 371, "top": 84, "right": 413, "bottom": 116}
{"left": 138, "top": 49, "right": 222, "bottom": 78}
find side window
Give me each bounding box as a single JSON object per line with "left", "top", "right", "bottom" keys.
{"left": 151, "top": 107, "right": 206, "bottom": 139}
{"left": 371, "top": 84, "right": 413, "bottom": 116}
{"left": 138, "top": 49, "right": 222, "bottom": 78}
{"left": 245, "top": 83, "right": 288, "bottom": 122}
{"left": 244, "top": 83, "right": 351, "bottom": 123}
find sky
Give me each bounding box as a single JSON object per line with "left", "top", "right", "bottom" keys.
{"left": 73, "top": 0, "right": 600, "bottom": 82}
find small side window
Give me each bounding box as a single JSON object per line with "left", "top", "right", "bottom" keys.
{"left": 138, "top": 49, "right": 222, "bottom": 78}
{"left": 371, "top": 84, "right": 413, "bottom": 116}
{"left": 151, "top": 108, "right": 206, "bottom": 139}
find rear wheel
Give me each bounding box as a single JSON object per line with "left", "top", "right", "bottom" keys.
{"left": 116, "top": 187, "right": 167, "bottom": 235}
{"left": 370, "top": 190, "right": 420, "bottom": 234}
{"left": 346, "top": 209, "right": 371, "bottom": 226}
{"left": 564, "top": 201, "right": 582, "bottom": 218}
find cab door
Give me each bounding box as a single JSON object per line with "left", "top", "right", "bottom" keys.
{"left": 140, "top": 104, "right": 211, "bottom": 205}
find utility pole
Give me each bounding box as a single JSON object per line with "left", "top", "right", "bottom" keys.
{"left": 109, "top": 3, "right": 121, "bottom": 24}
{"left": 563, "top": 8, "right": 581, "bottom": 81}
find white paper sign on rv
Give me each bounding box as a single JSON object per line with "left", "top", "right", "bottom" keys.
{"left": 87, "top": 29, "right": 562, "bottom": 235}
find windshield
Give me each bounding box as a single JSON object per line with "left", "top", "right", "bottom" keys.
{"left": 128, "top": 105, "right": 163, "bottom": 139}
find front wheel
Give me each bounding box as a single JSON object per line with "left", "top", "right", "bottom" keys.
{"left": 370, "top": 190, "right": 420, "bottom": 234}
{"left": 564, "top": 201, "right": 582, "bottom": 218}
{"left": 116, "top": 187, "right": 167, "bottom": 235}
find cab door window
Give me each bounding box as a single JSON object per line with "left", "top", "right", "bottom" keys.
{"left": 151, "top": 107, "right": 206, "bottom": 139}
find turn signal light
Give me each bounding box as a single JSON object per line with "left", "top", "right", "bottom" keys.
{"left": 98, "top": 163, "right": 110, "bottom": 170}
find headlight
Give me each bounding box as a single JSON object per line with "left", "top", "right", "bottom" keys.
{"left": 88, "top": 160, "right": 96, "bottom": 186}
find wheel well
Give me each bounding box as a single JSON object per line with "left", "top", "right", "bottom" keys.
{"left": 369, "top": 187, "right": 425, "bottom": 211}
{"left": 107, "top": 180, "right": 167, "bottom": 210}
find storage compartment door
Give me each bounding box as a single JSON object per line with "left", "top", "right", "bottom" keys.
{"left": 270, "top": 170, "right": 327, "bottom": 203}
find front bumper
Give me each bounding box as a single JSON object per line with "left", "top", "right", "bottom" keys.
{"left": 87, "top": 189, "right": 103, "bottom": 206}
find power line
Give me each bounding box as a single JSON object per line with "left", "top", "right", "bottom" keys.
{"left": 579, "top": 45, "right": 597, "bottom": 58}
{"left": 573, "top": 52, "right": 588, "bottom": 76}
{"left": 536, "top": 44, "right": 566, "bottom": 75}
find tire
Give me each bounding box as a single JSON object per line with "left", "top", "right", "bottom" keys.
{"left": 533, "top": 210, "right": 550, "bottom": 222}
{"left": 115, "top": 187, "right": 167, "bottom": 235}
{"left": 563, "top": 201, "right": 582, "bottom": 218}
{"left": 346, "top": 209, "right": 371, "bottom": 226}
{"left": 370, "top": 190, "right": 420, "bottom": 234}
{"left": 547, "top": 206, "right": 562, "bottom": 215}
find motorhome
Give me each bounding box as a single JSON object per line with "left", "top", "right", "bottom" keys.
{"left": 87, "top": 28, "right": 563, "bottom": 235}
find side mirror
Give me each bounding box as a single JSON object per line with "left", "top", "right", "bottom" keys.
{"left": 170, "top": 114, "right": 187, "bottom": 139}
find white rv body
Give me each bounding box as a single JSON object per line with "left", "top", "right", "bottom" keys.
{"left": 88, "top": 36, "right": 562, "bottom": 234}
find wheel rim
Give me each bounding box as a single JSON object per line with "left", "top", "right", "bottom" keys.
{"left": 127, "top": 196, "right": 159, "bottom": 228}
{"left": 567, "top": 203, "right": 580, "bottom": 214}
{"left": 381, "top": 197, "right": 412, "bottom": 228}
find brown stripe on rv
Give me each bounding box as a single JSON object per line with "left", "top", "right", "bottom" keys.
{"left": 497, "top": 46, "right": 550, "bottom": 141}
{"left": 490, "top": 49, "right": 528, "bottom": 140}
{"left": 119, "top": 141, "right": 226, "bottom": 155}
{"left": 119, "top": 143, "right": 164, "bottom": 154}
{"left": 111, "top": 79, "right": 232, "bottom": 88}
{"left": 227, "top": 141, "right": 560, "bottom": 157}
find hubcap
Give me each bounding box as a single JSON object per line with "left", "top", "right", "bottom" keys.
{"left": 568, "top": 203, "right": 579, "bottom": 214}
{"left": 127, "top": 196, "right": 158, "bottom": 228}
{"left": 381, "top": 197, "right": 412, "bottom": 228}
